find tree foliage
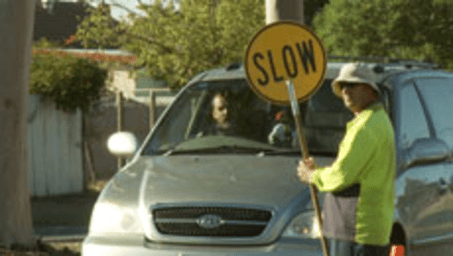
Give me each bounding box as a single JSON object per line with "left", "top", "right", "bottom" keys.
{"left": 313, "top": 0, "right": 453, "bottom": 69}
{"left": 303, "top": 0, "right": 329, "bottom": 26}
{"left": 76, "top": 0, "right": 265, "bottom": 89}
{"left": 30, "top": 53, "right": 107, "bottom": 113}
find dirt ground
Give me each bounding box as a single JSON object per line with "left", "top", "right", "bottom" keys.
{"left": 22, "top": 181, "right": 107, "bottom": 256}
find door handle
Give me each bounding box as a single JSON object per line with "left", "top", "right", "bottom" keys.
{"left": 438, "top": 178, "right": 449, "bottom": 192}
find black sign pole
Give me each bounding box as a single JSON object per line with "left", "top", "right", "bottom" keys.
{"left": 286, "top": 80, "right": 329, "bottom": 256}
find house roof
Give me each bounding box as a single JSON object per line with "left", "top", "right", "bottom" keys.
{"left": 33, "top": 2, "right": 91, "bottom": 44}
{"left": 32, "top": 48, "right": 138, "bottom": 64}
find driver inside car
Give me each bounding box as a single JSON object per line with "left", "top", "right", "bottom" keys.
{"left": 199, "top": 92, "right": 241, "bottom": 136}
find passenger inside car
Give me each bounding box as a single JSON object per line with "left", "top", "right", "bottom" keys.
{"left": 268, "top": 109, "right": 295, "bottom": 147}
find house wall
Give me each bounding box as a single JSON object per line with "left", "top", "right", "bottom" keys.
{"left": 109, "top": 70, "right": 137, "bottom": 99}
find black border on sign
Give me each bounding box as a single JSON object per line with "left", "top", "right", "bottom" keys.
{"left": 244, "top": 21, "right": 327, "bottom": 106}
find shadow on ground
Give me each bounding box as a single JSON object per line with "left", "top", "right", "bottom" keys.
{"left": 1, "top": 242, "right": 81, "bottom": 256}
{"left": 31, "top": 190, "right": 100, "bottom": 227}
{"left": 29, "top": 184, "right": 104, "bottom": 256}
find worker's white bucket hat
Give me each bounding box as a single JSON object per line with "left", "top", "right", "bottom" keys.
{"left": 332, "top": 62, "right": 380, "bottom": 97}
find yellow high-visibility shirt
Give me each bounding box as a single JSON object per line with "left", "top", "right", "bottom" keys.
{"left": 311, "top": 103, "right": 395, "bottom": 246}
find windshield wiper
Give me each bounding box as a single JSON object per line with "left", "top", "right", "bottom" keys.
{"left": 262, "top": 149, "right": 302, "bottom": 156}
{"left": 263, "top": 150, "right": 337, "bottom": 157}
{"left": 161, "top": 145, "right": 282, "bottom": 156}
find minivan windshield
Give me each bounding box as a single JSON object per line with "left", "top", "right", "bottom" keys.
{"left": 142, "top": 79, "right": 351, "bottom": 156}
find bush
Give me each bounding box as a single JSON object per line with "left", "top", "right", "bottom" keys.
{"left": 30, "top": 53, "right": 107, "bottom": 112}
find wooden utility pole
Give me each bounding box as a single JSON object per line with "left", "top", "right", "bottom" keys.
{"left": 0, "top": 0, "right": 36, "bottom": 249}
{"left": 116, "top": 91, "right": 125, "bottom": 168}
{"left": 265, "top": 1, "right": 329, "bottom": 256}
{"left": 149, "top": 90, "right": 156, "bottom": 129}
{"left": 265, "top": 0, "right": 304, "bottom": 24}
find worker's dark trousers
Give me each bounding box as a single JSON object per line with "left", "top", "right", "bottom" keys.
{"left": 328, "top": 238, "right": 389, "bottom": 256}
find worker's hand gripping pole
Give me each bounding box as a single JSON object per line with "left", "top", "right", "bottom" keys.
{"left": 286, "top": 80, "right": 329, "bottom": 256}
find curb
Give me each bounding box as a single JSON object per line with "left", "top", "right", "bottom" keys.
{"left": 34, "top": 226, "right": 87, "bottom": 242}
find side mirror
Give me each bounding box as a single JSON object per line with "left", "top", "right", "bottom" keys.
{"left": 402, "top": 138, "right": 450, "bottom": 169}
{"left": 107, "top": 132, "right": 139, "bottom": 158}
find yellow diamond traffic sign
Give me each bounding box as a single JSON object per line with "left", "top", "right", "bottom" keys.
{"left": 244, "top": 21, "right": 327, "bottom": 105}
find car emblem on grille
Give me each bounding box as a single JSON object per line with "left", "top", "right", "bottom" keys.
{"left": 196, "top": 214, "right": 223, "bottom": 229}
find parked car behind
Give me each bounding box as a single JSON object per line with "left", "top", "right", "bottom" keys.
{"left": 82, "top": 61, "right": 453, "bottom": 256}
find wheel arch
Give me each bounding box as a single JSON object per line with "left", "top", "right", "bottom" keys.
{"left": 390, "top": 222, "right": 406, "bottom": 245}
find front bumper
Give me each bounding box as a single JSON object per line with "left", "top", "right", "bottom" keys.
{"left": 82, "top": 234, "right": 323, "bottom": 256}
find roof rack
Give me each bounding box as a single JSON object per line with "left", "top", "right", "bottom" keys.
{"left": 328, "top": 55, "right": 392, "bottom": 62}
{"left": 225, "top": 63, "right": 241, "bottom": 71}
{"left": 328, "top": 56, "right": 439, "bottom": 70}
{"left": 388, "top": 60, "right": 440, "bottom": 69}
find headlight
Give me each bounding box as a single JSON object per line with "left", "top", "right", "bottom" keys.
{"left": 89, "top": 203, "right": 144, "bottom": 234}
{"left": 282, "top": 211, "right": 321, "bottom": 239}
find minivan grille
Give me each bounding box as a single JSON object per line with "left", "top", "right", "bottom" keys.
{"left": 152, "top": 206, "right": 272, "bottom": 237}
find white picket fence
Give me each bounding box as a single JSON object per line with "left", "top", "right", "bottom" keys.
{"left": 27, "top": 95, "right": 83, "bottom": 196}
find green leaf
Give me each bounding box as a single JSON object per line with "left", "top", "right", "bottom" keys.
{"left": 313, "top": 0, "right": 453, "bottom": 69}
{"left": 74, "top": 0, "right": 266, "bottom": 89}
{"left": 30, "top": 53, "right": 107, "bottom": 113}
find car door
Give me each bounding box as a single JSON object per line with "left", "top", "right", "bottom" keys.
{"left": 394, "top": 76, "right": 453, "bottom": 255}
{"left": 413, "top": 77, "right": 453, "bottom": 252}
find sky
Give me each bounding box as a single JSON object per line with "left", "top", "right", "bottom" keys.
{"left": 42, "top": 0, "right": 180, "bottom": 20}
{"left": 91, "top": 0, "right": 181, "bottom": 20}
{"left": 100, "top": 0, "right": 155, "bottom": 20}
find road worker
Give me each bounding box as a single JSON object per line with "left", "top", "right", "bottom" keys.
{"left": 297, "top": 62, "right": 396, "bottom": 256}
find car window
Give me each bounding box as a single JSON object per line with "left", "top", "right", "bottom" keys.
{"left": 142, "top": 79, "right": 343, "bottom": 155}
{"left": 415, "top": 77, "right": 453, "bottom": 149}
{"left": 398, "top": 82, "right": 430, "bottom": 149}
{"left": 146, "top": 89, "right": 205, "bottom": 152}
{"left": 144, "top": 79, "right": 277, "bottom": 154}
{"left": 308, "top": 79, "right": 347, "bottom": 112}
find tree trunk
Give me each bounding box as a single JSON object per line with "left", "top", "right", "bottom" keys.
{"left": 265, "top": 0, "right": 304, "bottom": 24}
{"left": 0, "top": 0, "right": 36, "bottom": 249}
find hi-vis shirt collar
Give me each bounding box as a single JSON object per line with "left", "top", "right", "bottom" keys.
{"left": 347, "top": 102, "right": 385, "bottom": 130}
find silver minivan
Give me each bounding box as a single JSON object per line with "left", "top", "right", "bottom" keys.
{"left": 82, "top": 62, "right": 453, "bottom": 256}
